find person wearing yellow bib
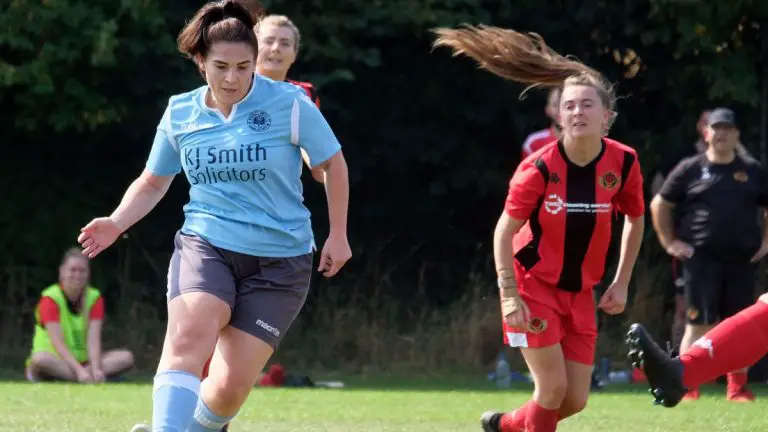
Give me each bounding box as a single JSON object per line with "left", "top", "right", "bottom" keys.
{"left": 25, "top": 248, "right": 135, "bottom": 382}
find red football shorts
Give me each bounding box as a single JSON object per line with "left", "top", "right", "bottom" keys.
{"left": 502, "top": 271, "right": 597, "bottom": 365}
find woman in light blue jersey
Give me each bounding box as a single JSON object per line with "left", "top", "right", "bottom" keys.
{"left": 77, "top": 1, "right": 351, "bottom": 431}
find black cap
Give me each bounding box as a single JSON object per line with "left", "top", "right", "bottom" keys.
{"left": 708, "top": 108, "right": 736, "bottom": 127}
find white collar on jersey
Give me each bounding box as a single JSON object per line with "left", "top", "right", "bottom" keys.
{"left": 199, "top": 73, "right": 260, "bottom": 124}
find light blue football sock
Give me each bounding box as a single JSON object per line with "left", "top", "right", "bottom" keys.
{"left": 152, "top": 370, "right": 201, "bottom": 432}
{"left": 187, "top": 398, "right": 235, "bottom": 432}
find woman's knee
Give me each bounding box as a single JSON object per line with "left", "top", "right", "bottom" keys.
{"left": 559, "top": 394, "right": 588, "bottom": 419}
{"left": 556, "top": 359, "right": 595, "bottom": 420}
{"left": 204, "top": 371, "right": 252, "bottom": 411}
{"left": 202, "top": 329, "right": 276, "bottom": 415}
{"left": 29, "top": 352, "right": 55, "bottom": 368}
{"left": 104, "top": 349, "right": 135, "bottom": 373}
{"left": 524, "top": 346, "right": 569, "bottom": 408}
{"left": 535, "top": 379, "right": 568, "bottom": 404}
{"left": 532, "top": 371, "right": 568, "bottom": 408}
{"left": 115, "top": 349, "right": 135, "bottom": 366}
{"left": 162, "top": 296, "right": 229, "bottom": 371}
{"left": 167, "top": 319, "right": 216, "bottom": 357}
{"left": 27, "top": 352, "right": 74, "bottom": 381}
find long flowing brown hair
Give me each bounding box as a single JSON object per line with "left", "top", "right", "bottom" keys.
{"left": 432, "top": 24, "right": 616, "bottom": 111}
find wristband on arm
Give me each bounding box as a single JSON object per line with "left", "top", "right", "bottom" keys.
{"left": 496, "top": 268, "right": 523, "bottom": 318}
{"left": 496, "top": 268, "right": 518, "bottom": 295}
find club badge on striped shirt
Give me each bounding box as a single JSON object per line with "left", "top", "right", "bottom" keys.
{"left": 599, "top": 171, "right": 620, "bottom": 190}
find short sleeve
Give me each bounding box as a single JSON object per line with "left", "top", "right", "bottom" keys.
{"left": 293, "top": 93, "right": 341, "bottom": 167}
{"left": 658, "top": 160, "right": 690, "bottom": 204}
{"left": 504, "top": 159, "right": 547, "bottom": 220}
{"left": 38, "top": 297, "right": 60, "bottom": 325}
{"left": 520, "top": 133, "right": 536, "bottom": 160}
{"left": 145, "top": 104, "right": 182, "bottom": 176}
{"left": 89, "top": 296, "right": 105, "bottom": 321}
{"left": 615, "top": 156, "right": 646, "bottom": 217}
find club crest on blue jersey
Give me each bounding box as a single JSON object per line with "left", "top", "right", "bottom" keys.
{"left": 247, "top": 110, "right": 272, "bottom": 132}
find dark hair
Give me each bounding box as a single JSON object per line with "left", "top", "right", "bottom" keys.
{"left": 61, "top": 247, "right": 88, "bottom": 266}
{"left": 432, "top": 25, "right": 616, "bottom": 111}
{"left": 177, "top": 0, "right": 264, "bottom": 59}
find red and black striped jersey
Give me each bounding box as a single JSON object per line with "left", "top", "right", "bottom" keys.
{"left": 505, "top": 138, "right": 645, "bottom": 292}
{"left": 521, "top": 126, "right": 558, "bottom": 159}
{"left": 288, "top": 79, "right": 320, "bottom": 108}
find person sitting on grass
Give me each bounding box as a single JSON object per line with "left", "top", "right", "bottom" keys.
{"left": 24, "top": 247, "right": 135, "bottom": 383}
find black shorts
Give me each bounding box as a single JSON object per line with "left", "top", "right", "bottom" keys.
{"left": 682, "top": 254, "right": 756, "bottom": 325}
{"left": 167, "top": 231, "right": 313, "bottom": 349}
{"left": 671, "top": 258, "right": 685, "bottom": 296}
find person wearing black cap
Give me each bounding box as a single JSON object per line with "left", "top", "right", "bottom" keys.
{"left": 649, "top": 107, "right": 768, "bottom": 402}
{"left": 651, "top": 110, "right": 754, "bottom": 359}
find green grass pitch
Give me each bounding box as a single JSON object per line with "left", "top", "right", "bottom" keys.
{"left": 0, "top": 376, "right": 765, "bottom": 431}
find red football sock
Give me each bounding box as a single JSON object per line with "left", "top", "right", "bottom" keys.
{"left": 726, "top": 371, "right": 748, "bottom": 392}
{"left": 524, "top": 401, "right": 559, "bottom": 432}
{"left": 499, "top": 400, "right": 534, "bottom": 432}
{"left": 681, "top": 301, "right": 768, "bottom": 388}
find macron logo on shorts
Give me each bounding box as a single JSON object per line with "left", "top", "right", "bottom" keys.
{"left": 256, "top": 319, "right": 280, "bottom": 337}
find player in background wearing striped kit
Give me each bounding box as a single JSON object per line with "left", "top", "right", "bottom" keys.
{"left": 521, "top": 88, "right": 561, "bottom": 160}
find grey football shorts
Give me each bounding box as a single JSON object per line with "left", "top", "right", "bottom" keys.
{"left": 167, "top": 230, "right": 312, "bottom": 348}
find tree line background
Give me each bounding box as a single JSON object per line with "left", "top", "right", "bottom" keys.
{"left": 1, "top": 0, "right": 767, "bottom": 377}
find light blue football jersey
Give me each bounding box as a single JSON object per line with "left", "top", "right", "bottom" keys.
{"left": 146, "top": 74, "right": 341, "bottom": 257}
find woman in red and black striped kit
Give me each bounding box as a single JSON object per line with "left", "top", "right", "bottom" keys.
{"left": 433, "top": 26, "right": 645, "bottom": 432}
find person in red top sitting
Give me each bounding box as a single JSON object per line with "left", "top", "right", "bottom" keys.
{"left": 433, "top": 26, "right": 645, "bottom": 432}
{"left": 521, "top": 88, "right": 562, "bottom": 160}
{"left": 25, "top": 248, "right": 134, "bottom": 383}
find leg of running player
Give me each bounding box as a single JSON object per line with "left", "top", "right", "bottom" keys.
{"left": 628, "top": 294, "right": 768, "bottom": 407}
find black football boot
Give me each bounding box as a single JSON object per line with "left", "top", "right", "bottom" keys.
{"left": 626, "top": 323, "right": 687, "bottom": 408}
